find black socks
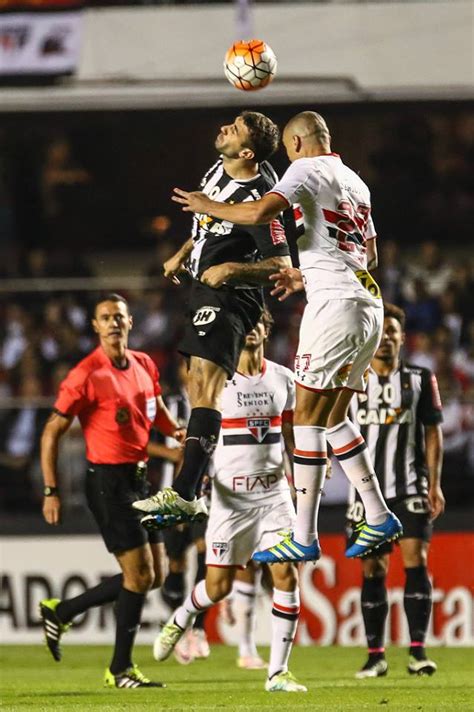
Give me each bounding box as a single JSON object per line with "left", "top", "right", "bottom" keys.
{"left": 404, "top": 566, "right": 432, "bottom": 657}
{"left": 173, "top": 407, "right": 222, "bottom": 500}
{"left": 361, "top": 575, "right": 388, "bottom": 652}
{"left": 109, "top": 588, "right": 146, "bottom": 675}
{"left": 56, "top": 574, "right": 122, "bottom": 624}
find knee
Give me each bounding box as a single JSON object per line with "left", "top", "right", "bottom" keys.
{"left": 123, "top": 563, "right": 154, "bottom": 594}
{"left": 206, "top": 577, "right": 232, "bottom": 602}
{"left": 363, "top": 556, "right": 388, "bottom": 579}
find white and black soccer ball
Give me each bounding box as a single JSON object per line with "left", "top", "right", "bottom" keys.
{"left": 224, "top": 39, "right": 277, "bottom": 92}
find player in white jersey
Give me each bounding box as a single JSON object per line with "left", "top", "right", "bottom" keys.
{"left": 147, "top": 310, "right": 307, "bottom": 693}
{"left": 172, "top": 110, "right": 402, "bottom": 563}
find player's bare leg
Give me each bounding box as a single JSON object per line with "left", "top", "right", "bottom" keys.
{"left": 399, "top": 538, "right": 436, "bottom": 675}
{"left": 253, "top": 386, "right": 401, "bottom": 563}
{"left": 134, "top": 357, "right": 226, "bottom": 525}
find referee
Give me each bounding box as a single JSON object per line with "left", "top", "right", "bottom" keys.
{"left": 343, "top": 303, "right": 445, "bottom": 678}
{"left": 39, "top": 293, "right": 184, "bottom": 689}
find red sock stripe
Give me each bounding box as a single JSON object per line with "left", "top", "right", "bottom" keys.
{"left": 410, "top": 641, "right": 425, "bottom": 648}
{"left": 273, "top": 602, "right": 300, "bottom": 614}
{"left": 368, "top": 647, "right": 385, "bottom": 654}
{"left": 332, "top": 436, "right": 364, "bottom": 456}
{"left": 294, "top": 448, "right": 327, "bottom": 458}
{"left": 191, "top": 589, "right": 205, "bottom": 611}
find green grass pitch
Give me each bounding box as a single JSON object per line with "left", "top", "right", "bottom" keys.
{"left": 1, "top": 645, "right": 473, "bottom": 711}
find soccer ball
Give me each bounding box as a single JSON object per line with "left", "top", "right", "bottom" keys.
{"left": 224, "top": 39, "right": 277, "bottom": 92}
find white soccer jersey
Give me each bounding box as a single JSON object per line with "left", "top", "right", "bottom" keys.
{"left": 212, "top": 359, "right": 295, "bottom": 510}
{"left": 270, "top": 154, "right": 379, "bottom": 302}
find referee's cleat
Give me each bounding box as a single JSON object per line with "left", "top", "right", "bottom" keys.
{"left": 153, "top": 617, "right": 186, "bottom": 661}
{"left": 39, "top": 598, "right": 71, "bottom": 662}
{"left": 265, "top": 670, "right": 307, "bottom": 692}
{"left": 345, "top": 512, "right": 403, "bottom": 558}
{"left": 355, "top": 657, "right": 388, "bottom": 679}
{"left": 407, "top": 656, "right": 437, "bottom": 676}
{"left": 104, "top": 664, "right": 165, "bottom": 688}
{"left": 133, "top": 487, "right": 208, "bottom": 527}
{"left": 252, "top": 532, "right": 321, "bottom": 564}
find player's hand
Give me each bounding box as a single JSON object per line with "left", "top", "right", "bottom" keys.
{"left": 43, "top": 496, "right": 61, "bottom": 526}
{"left": 200, "top": 264, "right": 231, "bottom": 289}
{"left": 172, "top": 188, "right": 213, "bottom": 214}
{"left": 173, "top": 427, "right": 186, "bottom": 445}
{"left": 428, "top": 484, "right": 445, "bottom": 521}
{"left": 163, "top": 253, "right": 186, "bottom": 285}
{"left": 269, "top": 267, "right": 304, "bottom": 301}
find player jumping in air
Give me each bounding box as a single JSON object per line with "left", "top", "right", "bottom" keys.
{"left": 146, "top": 310, "right": 307, "bottom": 692}
{"left": 346, "top": 303, "right": 444, "bottom": 678}
{"left": 171, "top": 110, "right": 402, "bottom": 563}
{"left": 133, "top": 112, "right": 291, "bottom": 522}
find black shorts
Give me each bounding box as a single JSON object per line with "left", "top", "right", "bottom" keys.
{"left": 179, "top": 280, "right": 263, "bottom": 377}
{"left": 85, "top": 463, "right": 162, "bottom": 554}
{"left": 345, "top": 495, "right": 433, "bottom": 556}
{"left": 163, "top": 520, "right": 208, "bottom": 560}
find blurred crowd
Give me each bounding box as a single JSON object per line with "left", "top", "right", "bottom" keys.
{"left": 1, "top": 237, "right": 473, "bottom": 514}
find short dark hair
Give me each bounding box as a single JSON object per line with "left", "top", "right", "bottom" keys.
{"left": 383, "top": 302, "right": 405, "bottom": 330}
{"left": 240, "top": 111, "right": 280, "bottom": 162}
{"left": 93, "top": 293, "right": 129, "bottom": 317}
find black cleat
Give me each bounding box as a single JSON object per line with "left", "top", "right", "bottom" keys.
{"left": 104, "top": 665, "right": 166, "bottom": 688}
{"left": 39, "top": 598, "right": 70, "bottom": 662}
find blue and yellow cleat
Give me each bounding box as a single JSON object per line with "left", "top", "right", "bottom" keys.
{"left": 345, "top": 512, "right": 403, "bottom": 558}
{"left": 252, "top": 532, "right": 321, "bottom": 564}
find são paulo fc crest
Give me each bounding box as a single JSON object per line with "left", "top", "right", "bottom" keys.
{"left": 212, "top": 541, "right": 228, "bottom": 559}
{"left": 247, "top": 417, "right": 270, "bottom": 443}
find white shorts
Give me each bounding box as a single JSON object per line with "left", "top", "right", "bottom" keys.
{"left": 295, "top": 297, "right": 383, "bottom": 392}
{"left": 205, "top": 497, "right": 296, "bottom": 567}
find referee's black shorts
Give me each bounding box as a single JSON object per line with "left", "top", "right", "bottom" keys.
{"left": 179, "top": 280, "right": 263, "bottom": 378}
{"left": 85, "top": 462, "right": 162, "bottom": 554}
{"left": 345, "top": 495, "right": 433, "bottom": 556}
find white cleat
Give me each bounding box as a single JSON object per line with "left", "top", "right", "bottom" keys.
{"left": 355, "top": 658, "right": 388, "bottom": 679}
{"left": 407, "top": 656, "right": 437, "bottom": 676}
{"left": 133, "top": 487, "right": 208, "bottom": 522}
{"left": 238, "top": 655, "right": 268, "bottom": 670}
{"left": 153, "top": 618, "right": 186, "bottom": 662}
{"left": 173, "top": 632, "right": 193, "bottom": 665}
{"left": 265, "top": 670, "right": 307, "bottom": 692}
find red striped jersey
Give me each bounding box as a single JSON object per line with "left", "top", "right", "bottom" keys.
{"left": 212, "top": 358, "right": 295, "bottom": 509}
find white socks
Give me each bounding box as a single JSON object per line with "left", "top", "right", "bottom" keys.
{"left": 327, "top": 419, "right": 389, "bottom": 525}
{"left": 268, "top": 588, "right": 300, "bottom": 679}
{"left": 293, "top": 426, "right": 327, "bottom": 545}
{"left": 174, "top": 579, "right": 213, "bottom": 630}
{"left": 233, "top": 581, "right": 258, "bottom": 659}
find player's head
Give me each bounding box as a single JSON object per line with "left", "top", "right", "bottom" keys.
{"left": 92, "top": 293, "right": 132, "bottom": 348}
{"left": 244, "top": 306, "right": 274, "bottom": 350}
{"left": 283, "top": 111, "right": 331, "bottom": 162}
{"left": 215, "top": 112, "right": 280, "bottom": 163}
{"left": 374, "top": 302, "right": 405, "bottom": 364}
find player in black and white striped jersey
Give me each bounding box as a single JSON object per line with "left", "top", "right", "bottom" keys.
{"left": 134, "top": 112, "right": 293, "bottom": 525}
{"left": 343, "top": 303, "right": 445, "bottom": 679}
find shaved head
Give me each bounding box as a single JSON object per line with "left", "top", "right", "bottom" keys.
{"left": 284, "top": 111, "right": 331, "bottom": 148}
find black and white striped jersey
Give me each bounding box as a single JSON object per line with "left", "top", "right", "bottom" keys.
{"left": 187, "top": 158, "right": 290, "bottom": 285}
{"left": 348, "top": 362, "right": 443, "bottom": 502}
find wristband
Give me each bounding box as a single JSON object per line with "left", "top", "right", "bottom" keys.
{"left": 44, "top": 486, "right": 60, "bottom": 497}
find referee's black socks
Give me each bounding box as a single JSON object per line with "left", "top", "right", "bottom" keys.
{"left": 173, "top": 407, "right": 222, "bottom": 501}
{"left": 110, "top": 588, "right": 146, "bottom": 674}
{"left": 56, "top": 573, "right": 122, "bottom": 624}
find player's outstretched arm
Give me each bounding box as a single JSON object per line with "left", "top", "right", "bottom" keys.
{"left": 40, "top": 412, "right": 73, "bottom": 525}
{"left": 201, "top": 255, "right": 291, "bottom": 289}
{"left": 163, "top": 238, "right": 194, "bottom": 285}
{"left": 154, "top": 395, "right": 186, "bottom": 443}
{"left": 425, "top": 424, "right": 445, "bottom": 520}
{"left": 269, "top": 267, "right": 305, "bottom": 301}
{"left": 172, "top": 188, "right": 287, "bottom": 226}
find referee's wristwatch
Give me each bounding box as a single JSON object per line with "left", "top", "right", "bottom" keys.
{"left": 43, "top": 486, "right": 60, "bottom": 497}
